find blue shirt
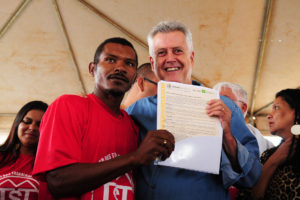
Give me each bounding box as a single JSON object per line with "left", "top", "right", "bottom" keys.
{"left": 126, "top": 82, "right": 261, "bottom": 200}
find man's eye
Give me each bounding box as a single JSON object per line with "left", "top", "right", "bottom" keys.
{"left": 174, "top": 49, "right": 183, "bottom": 54}
{"left": 157, "top": 51, "right": 166, "bottom": 56}
{"left": 106, "top": 58, "right": 115, "bottom": 63}
{"left": 126, "top": 62, "right": 135, "bottom": 67}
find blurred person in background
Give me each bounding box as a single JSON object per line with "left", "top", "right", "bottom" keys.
{"left": 237, "top": 88, "right": 300, "bottom": 200}
{"left": 214, "top": 82, "right": 274, "bottom": 200}
{"left": 122, "top": 62, "right": 158, "bottom": 109}
{"left": 214, "top": 82, "right": 274, "bottom": 156}
{"left": 0, "top": 100, "right": 48, "bottom": 200}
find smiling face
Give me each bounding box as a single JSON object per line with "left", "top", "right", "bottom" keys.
{"left": 17, "top": 109, "right": 45, "bottom": 155}
{"left": 268, "top": 97, "right": 295, "bottom": 138}
{"left": 90, "top": 42, "right": 137, "bottom": 97}
{"left": 150, "top": 31, "right": 194, "bottom": 84}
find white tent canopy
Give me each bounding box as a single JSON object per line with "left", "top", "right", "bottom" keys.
{"left": 0, "top": 0, "right": 299, "bottom": 141}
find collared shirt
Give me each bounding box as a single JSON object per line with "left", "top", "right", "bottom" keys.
{"left": 126, "top": 81, "right": 261, "bottom": 200}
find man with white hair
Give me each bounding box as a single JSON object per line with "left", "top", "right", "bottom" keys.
{"left": 214, "top": 82, "right": 274, "bottom": 155}
{"left": 126, "top": 21, "right": 261, "bottom": 200}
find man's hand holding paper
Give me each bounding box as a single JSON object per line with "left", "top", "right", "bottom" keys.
{"left": 134, "top": 130, "right": 175, "bottom": 165}
{"left": 206, "top": 99, "right": 239, "bottom": 171}
{"left": 157, "top": 81, "right": 223, "bottom": 174}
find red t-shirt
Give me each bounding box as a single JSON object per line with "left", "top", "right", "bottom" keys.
{"left": 0, "top": 154, "right": 39, "bottom": 200}
{"left": 33, "top": 94, "right": 138, "bottom": 200}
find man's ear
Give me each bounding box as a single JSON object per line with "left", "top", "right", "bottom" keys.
{"left": 88, "top": 62, "right": 96, "bottom": 77}
{"left": 241, "top": 102, "right": 248, "bottom": 116}
{"left": 190, "top": 51, "right": 195, "bottom": 68}
{"left": 137, "top": 77, "right": 144, "bottom": 92}
{"left": 150, "top": 57, "right": 155, "bottom": 71}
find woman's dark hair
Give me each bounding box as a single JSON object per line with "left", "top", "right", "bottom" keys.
{"left": 0, "top": 100, "right": 48, "bottom": 166}
{"left": 276, "top": 89, "right": 300, "bottom": 124}
{"left": 276, "top": 89, "right": 300, "bottom": 171}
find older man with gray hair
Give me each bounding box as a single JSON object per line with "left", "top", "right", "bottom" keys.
{"left": 214, "top": 82, "right": 274, "bottom": 155}
{"left": 127, "top": 21, "right": 261, "bottom": 200}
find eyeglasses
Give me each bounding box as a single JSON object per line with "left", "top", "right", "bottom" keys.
{"left": 144, "top": 77, "right": 157, "bottom": 86}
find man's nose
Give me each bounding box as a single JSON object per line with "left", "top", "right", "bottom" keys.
{"left": 114, "top": 61, "right": 127, "bottom": 73}
{"left": 166, "top": 51, "right": 176, "bottom": 62}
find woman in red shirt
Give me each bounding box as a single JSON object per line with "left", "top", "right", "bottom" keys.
{"left": 0, "top": 101, "right": 47, "bottom": 200}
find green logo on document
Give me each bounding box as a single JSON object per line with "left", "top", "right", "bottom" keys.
{"left": 202, "top": 89, "right": 206, "bottom": 93}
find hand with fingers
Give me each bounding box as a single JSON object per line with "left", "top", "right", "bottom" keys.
{"left": 206, "top": 99, "right": 232, "bottom": 135}
{"left": 132, "top": 130, "right": 175, "bottom": 166}
{"left": 206, "top": 99, "right": 239, "bottom": 170}
{"left": 271, "top": 135, "right": 298, "bottom": 165}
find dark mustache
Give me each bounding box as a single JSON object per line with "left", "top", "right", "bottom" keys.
{"left": 108, "top": 73, "right": 129, "bottom": 83}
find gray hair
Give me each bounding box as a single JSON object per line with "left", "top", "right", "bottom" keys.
{"left": 147, "top": 21, "right": 194, "bottom": 58}
{"left": 213, "top": 82, "right": 248, "bottom": 105}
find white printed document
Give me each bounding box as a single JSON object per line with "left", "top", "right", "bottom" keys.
{"left": 157, "top": 81, "right": 222, "bottom": 174}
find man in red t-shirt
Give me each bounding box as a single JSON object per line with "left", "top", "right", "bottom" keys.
{"left": 33, "top": 37, "right": 175, "bottom": 200}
